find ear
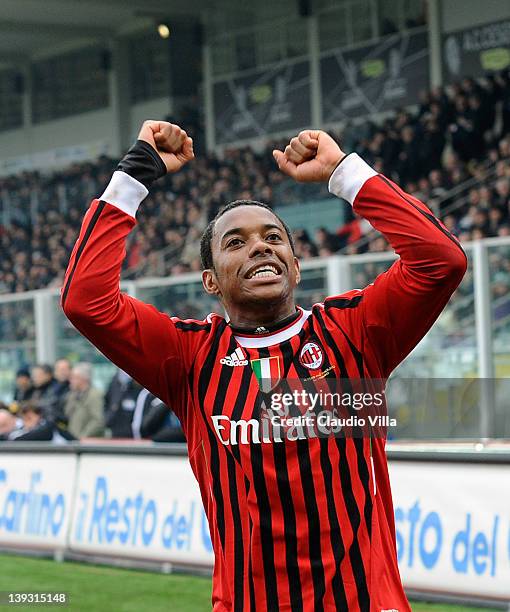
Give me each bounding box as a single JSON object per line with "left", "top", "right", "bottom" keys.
{"left": 293, "top": 256, "right": 301, "bottom": 286}
{"left": 202, "top": 269, "right": 221, "bottom": 296}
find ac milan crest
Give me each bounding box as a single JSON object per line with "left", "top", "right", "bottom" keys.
{"left": 299, "top": 342, "right": 323, "bottom": 370}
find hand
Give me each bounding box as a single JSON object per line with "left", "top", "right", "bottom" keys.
{"left": 273, "top": 130, "right": 345, "bottom": 183}
{"left": 137, "top": 120, "right": 194, "bottom": 174}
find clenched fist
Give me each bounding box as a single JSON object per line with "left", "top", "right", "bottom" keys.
{"left": 273, "top": 130, "right": 346, "bottom": 183}
{"left": 138, "top": 120, "right": 194, "bottom": 174}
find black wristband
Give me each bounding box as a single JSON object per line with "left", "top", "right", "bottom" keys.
{"left": 117, "top": 140, "right": 167, "bottom": 189}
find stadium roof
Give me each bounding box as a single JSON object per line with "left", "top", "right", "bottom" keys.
{"left": 0, "top": 0, "right": 266, "bottom": 64}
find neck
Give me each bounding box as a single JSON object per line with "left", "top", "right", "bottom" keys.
{"left": 226, "top": 299, "right": 297, "bottom": 330}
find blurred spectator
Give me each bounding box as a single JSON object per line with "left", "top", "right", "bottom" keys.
{"left": 132, "top": 389, "right": 185, "bottom": 443}
{"left": 104, "top": 369, "right": 142, "bottom": 438}
{"left": 30, "top": 364, "right": 61, "bottom": 422}
{"left": 54, "top": 358, "right": 71, "bottom": 397}
{"left": 0, "top": 406, "right": 22, "bottom": 440}
{"left": 54, "top": 358, "right": 72, "bottom": 417}
{"left": 8, "top": 401, "right": 73, "bottom": 443}
{"left": 64, "top": 362, "right": 105, "bottom": 439}
{"left": 13, "top": 367, "right": 33, "bottom": 402}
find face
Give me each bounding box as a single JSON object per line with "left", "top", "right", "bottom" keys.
{"left": 202, "top": 206, "right": 300, "bottom": 311}
{"left": 32, "top": 367, "right": 50, "bottom": 387}
{"left": 70, "top": 371, "right": 87, "bottom": 392}
{"left": 0, "top": 410, "right": 15, "bottom": 434}
{"left": 54, "top": 359, "right": 71, "bottom": 382}
{"left": 16, "top": 375, "right": 31, "bottom": 390}
{"left": 22, "top": 409, "right": 40, "bottom": 429}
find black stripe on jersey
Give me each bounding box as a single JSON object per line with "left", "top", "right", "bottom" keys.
{"left": 62, "top": 201, "right": 106, "bottom": 308}
{"left": 291, "top": 328, "right": 330, "bottom": 610}
{"left": 337, "top": 327, "right": 364, "bottom": 378}
{"left": 246, "top": 479, "right": 257, "bottom": 612}
{"left": 250, "top": 347, "right": 280, "bottom": 611}
{"left": 230, "top": 363, "right": 256, "bottom": 463}
{"left": 312, "top": 310, "right": 371, "bottom": 608}
{"left": 228, "top": 366, "right": 255, "bottom": 609}
{"left": 196, "top": 323, "right": 229, "bottom": 577}
{"left": 354, "top": 436, "right": 372, "bottom": 540}
{"left": 377, "top": 175, "right": 467, "bottom": 258}
{"left": 213, "top": 335, "right": 245, "bottom": 612}
{"left": 317, "top": 302, "right": 373, "bottom": 565}
{"left": 319, "top": 297, "right": 364, "bottom": 378}
{"left": 302, "top": 317, "right": 348, "bottom": 610}
{"left": 313, "top": 307, "right": 349, "bottom": 379}
{"left": 319, "top": 439, "right": 348, "bottom": 610}
{"left": 226, "top": 454, "right": 245, "bottom": 612}
{"left": 336, "top": 330, "right": 372, "bottom": 548}
{"left": 335, "top": 438, "right": 370, "bottom": 612}
{"left": 174, "top": 320, "right": 212, "bottom": 332}
{"left": 271, "top": 340, "right": 304, "bottom": 612}
{"left": 295, "top": 438, "right": 327, "bottom": 612}
{"left": 325, "top": 295, "right": 363, "bottom": 310}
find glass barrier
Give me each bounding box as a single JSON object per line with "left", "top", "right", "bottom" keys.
{"left": 52, "top": 295, "right": 117, "bottom": 392}
{"left": 0, "top": 297, "right": 36, "bottom": 402}
{"left": 136, "top": 265, "right": 329, "bottom": 321}
{"left": 137, "top": 278, "right": 223, "bottom": 321}
{"left": 385, "top": 378, "right": 503, "bottom": 440}
{"left": 399, "top": 248, "right": 476, "bottom": 378}
{"left": 348, "top": 249, "right": 477, "bottom": 378}
{"left": 0, "top": 238, "right": 508, "bottom": 438}
{"left": 488, "top": 243, "right": 510, "bottom": 437}
{"left": 295, "top": 264, "right": 329, "bottom": 310}
{"left": 489, "top": 243, "right": 510, "bottom": 376}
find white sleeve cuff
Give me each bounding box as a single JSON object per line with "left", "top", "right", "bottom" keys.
{"left": 99, "top": 171, "right": 149, "bottom": 218}
{"left": 328, "top": 153, "right": 378, "bottom": 205}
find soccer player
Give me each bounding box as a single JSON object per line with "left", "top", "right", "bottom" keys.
{"left": 62, "top": 121, "right": 466, "bottom": 611}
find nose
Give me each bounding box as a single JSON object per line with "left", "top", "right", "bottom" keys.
{"left": 248, "top": 236, "right": 273, "bottom": 258}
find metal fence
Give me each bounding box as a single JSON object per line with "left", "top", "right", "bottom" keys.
{"left": 1, "top": 236, "right": 509, "bottom": 437}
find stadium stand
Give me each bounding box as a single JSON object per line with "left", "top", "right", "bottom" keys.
{"left": 0, "top": 360, "right": 184, "bottom": 442}
{"left": 0, "top": 71, "right": 509, "bottom": 301}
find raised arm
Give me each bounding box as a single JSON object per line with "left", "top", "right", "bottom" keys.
{"left": 61, "top": 122, "right": 195, "bottom": 405}
{"left": 274, "top": 130, "right": 467, "bottom": 376}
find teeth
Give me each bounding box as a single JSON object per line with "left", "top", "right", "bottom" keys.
{"left": 250, "top": 265, "right": 278, "bottom": 279}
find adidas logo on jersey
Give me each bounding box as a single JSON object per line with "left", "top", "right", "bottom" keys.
{"left": 220, "top": 347, "right": 248, "bottom": 366}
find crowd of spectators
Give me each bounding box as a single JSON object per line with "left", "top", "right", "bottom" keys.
{"left": 0, "top": 359, "right": 185, "bottom": 443}
{"left": 295, "top": 73, "right": 510, "bottom": 260}
{"left": 1, "top": 72, "right": 510, "bottom": 431}
{"left": 0, "top": 71, "right": 509, "bottom": 297}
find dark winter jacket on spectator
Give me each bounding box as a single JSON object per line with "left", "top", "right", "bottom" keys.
{"left": 131, "top": 388, "right": 185, "bottom": 443}
{"left": 104, "top": 371, "right": 142, "bottom": 438}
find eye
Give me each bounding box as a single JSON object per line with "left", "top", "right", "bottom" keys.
{"left": 266, "top": 232, "right": 282, "bottom": 241}
{"left": 226, "top": 237, "right": 243, "bottom": 248}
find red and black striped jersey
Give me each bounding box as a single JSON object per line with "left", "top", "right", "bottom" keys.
{"left": 62, "top": 154, "right": 466, "bottom": 611}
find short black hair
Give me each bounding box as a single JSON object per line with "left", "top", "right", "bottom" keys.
{"left": 200, "top": 200, "right": 295, "bottom": 270}
{"left": 33, "top": 364, "right": 53, "bottom": 376}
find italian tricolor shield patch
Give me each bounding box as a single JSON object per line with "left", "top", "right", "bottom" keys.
{"left": 251, "top": 356, "right": 281, "bottom": 393}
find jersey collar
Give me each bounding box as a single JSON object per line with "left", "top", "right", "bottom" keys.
{"left": 233, "top": 307, "right": 311, "bottom": 348}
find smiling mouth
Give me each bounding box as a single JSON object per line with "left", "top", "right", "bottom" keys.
{"left": 247, "top": 264, "right": 282, "bottom": 279}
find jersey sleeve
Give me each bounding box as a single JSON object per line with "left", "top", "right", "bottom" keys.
{"left": 325, "top": 154, "right": 467, "bottom": 377}
{"left": 61, "top": 171, "right": 207, "bottom": 414}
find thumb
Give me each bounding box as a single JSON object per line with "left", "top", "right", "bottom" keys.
{"left": 273, "top": 150, "right": 297, "bottom": 179}
{"left": 182, "top": 136, "right": 194, "bottom": 160}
